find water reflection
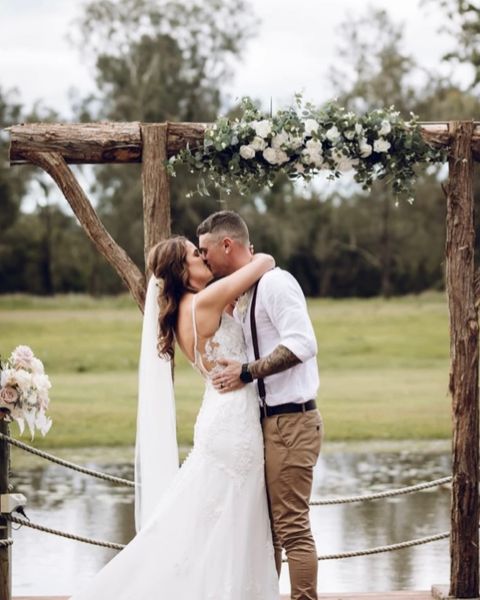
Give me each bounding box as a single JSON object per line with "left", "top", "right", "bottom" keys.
{"left": 10, "top": 442, "right": 451, "bottom": 596}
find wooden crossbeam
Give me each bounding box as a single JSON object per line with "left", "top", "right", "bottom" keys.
{"left": 7, "top": 121, "right": 480, "bottom": 165}
{"left": 8, "top": 122, "right": 206, "bottom": 165}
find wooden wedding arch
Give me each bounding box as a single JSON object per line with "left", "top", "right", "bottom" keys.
{"left": 3, "top": 120, "right": 480, "bottom": 599}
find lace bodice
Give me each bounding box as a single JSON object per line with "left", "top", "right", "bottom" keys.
{"left": 192, "top": 297, "right": 247, "bottom": 376}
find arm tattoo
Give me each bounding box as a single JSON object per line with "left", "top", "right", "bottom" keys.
{"left": 249, "top": 345, "right": 301, "bottom": 380}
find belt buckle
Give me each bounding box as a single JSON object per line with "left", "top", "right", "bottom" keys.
{"left": 301, "top": 402, "right": 307, "bottom": 413}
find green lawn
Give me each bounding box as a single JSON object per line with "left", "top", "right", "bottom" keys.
{"left": 0, "top": 291, "right": 452, "bottom": 448}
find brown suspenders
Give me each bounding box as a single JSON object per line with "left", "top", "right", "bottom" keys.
{"left": 250, "top": 281, "right": 266, "bottom": 407}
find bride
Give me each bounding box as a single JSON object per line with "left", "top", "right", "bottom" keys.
{"left": 70, "top": 236, "right": 279, "bottom": 600}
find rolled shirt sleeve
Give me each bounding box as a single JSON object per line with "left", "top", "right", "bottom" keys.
{"left": 261, "top": 269, "right": 317, "bottom": 363}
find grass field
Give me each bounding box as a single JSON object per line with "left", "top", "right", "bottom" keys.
{"left": 0, "top": 292, "right": 452, "bottom": 448}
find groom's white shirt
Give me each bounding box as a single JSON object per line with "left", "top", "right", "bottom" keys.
{"left": 234, "top": 267, "right": 320, "bottom": 407}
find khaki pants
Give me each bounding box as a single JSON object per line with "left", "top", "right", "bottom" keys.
{"left": 262, "top": 408, "right": 323, "bottom": 600}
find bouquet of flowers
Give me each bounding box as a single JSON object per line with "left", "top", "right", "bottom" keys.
{"left": 0, "top": 345, "right": 52, "bottom": 438}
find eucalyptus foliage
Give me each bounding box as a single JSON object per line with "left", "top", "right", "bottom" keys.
{"left": 170, "top": 96, "right": 446, "bottom": 201}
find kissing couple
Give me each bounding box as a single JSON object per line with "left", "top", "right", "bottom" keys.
{"left": 70, "top": 210, "right": 323, "bottom": 600}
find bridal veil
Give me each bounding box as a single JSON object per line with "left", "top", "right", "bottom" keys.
{"left": 135, "top": 275, "right": 179, "bottom": 531}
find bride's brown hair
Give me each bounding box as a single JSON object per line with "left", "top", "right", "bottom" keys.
{"left": 147, "top": 236, "right": 195, "bottom": 360}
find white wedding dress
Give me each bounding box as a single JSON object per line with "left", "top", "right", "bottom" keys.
{"left": 70, "top": 301, "right": 279, "bottom": 600}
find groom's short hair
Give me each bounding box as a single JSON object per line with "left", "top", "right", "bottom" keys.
{"left": 197, "top": 211, "right": 250, "bottom": 245}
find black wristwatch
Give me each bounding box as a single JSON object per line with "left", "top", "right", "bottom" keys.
{"left": 239, "top": 363, "right": 254, "bottom": 384}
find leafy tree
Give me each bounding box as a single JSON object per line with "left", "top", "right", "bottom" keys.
{"left": 429, "top": 0, "right": 480, "bottom": 89}
{"left": 0, "top": 87, "right": 27, "bottom": 233}
{"left": 326, "top": 8, "right": 449, "bottom": 297}
{"left": 70, "top": 0, "right": 257, "bottom": 291}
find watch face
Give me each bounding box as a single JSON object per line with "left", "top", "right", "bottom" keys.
{"left": 240, "top": 368, "right": 253, "bottom": 384}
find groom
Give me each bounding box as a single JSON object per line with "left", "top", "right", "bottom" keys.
{"left": 197, "top": 210, "right": 323, "bottom": 600}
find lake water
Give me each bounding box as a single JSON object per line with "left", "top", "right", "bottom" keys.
{"left": 9, "top": 440, "right": 452, "bottom": 596}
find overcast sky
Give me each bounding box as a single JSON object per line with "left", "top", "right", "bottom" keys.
{"left": 0, "top": 0, "right": 467, "bottom": 118}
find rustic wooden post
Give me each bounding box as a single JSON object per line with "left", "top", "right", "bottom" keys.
{"left": 445, "top": 120, "right": 479, "bottom": 598}
{"left": 0, "top": 420, "right": 12, "bottom": 600}
{"left": 141, "top": 123, "right": 171, "bottom": 275}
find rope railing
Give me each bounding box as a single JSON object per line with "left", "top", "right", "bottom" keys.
{"left": 2, "top": 433, "right": 455, "bottom": 562}
{"left": 310, "top": 477, "right": 452, "bottom": 505}
{"left": 0, "top": 433, "right": 135, "bottom": 487}
{"left": 6, "top": 513, "right": 450, "bottom": 560}
{"left": 0, "top": 433, "right": 451, "bottom": 504}
{"left": 302, "top": 531, "right": 450, "bottom": 562}
{"left": 7, "top": 514, "right": 124, "bottom": 550}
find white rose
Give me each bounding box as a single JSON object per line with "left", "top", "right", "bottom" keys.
{"left": 359, "top": 140, "right": 373, "bottom": 158}
{"left": 271, "top": 130, "right": 289, "bottom": 149}
{"left": 373, "top": 138, "right": 391, "bottom": 153}
{"left": 239, "top": 145, "right": 256, "bottom": 160}
{"left": 33, "top": 373, "right": 51, "bottom": 393}
{"left": 305, "top": 139, "right": 323, "bottom": 154}
{"left": 344, "top": 130, "right": 355, "bottom": 140}
{"left": 355, "top": 123, "right": 364, "bottom": 135}
{"left": 275, "top": 149, "right": 289, "bottom": 165}
{"left": 262, "top": 147, "right": 289, "bottom": 165}
{"left": 263, "top": 147, "right": 279, "bottom": 164}
{"left": 252, "top": 119, "right": 272, "bottom": 138}
{"left": 250, "top": 136, "right": 267, "bottom": 151}
{"left": 303, "top": 119, "right": 319, "bottom": 136}
{"left": 379, "top": 120, "right": 392, "bottom": 136}
{"left": 31, "top": 357, "right": 45, "bottom": 375}
{"left": 302, "top": 148, "right": 324, "bottom": 168}
{"left": 326, "top": 126, "right": 340, "bottom": 142}
{"left": 1, "top": 368, "right": 16, "bottom": 388}
{"left": 11, "top": 345, "right": 34, "bottom": 369}
{"left": 13, "top": 369, "right": 33, "bottom": 394}
{"left": 294, "top": 162, "right": 305, "bottom": 174}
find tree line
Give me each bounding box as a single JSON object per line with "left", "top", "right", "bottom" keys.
{"left": 1, "top": 0, "right": 480, "bottom": 298}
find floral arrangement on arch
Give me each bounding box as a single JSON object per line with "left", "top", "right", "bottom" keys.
{"left": 168, "top": 95, "right": 446, "bottom": 201}
{"left": 0, "top": 345, "right": 52, "bottom": 438}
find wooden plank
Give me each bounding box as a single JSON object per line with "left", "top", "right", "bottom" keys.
{"left": 8, "top": 122, "right": 206, "bottom": 165}
{"left": 445, "top": 121, "right": 479, "bottom": 598}
{"left": 8, "top": 121, "right": 480, "bottom": 166}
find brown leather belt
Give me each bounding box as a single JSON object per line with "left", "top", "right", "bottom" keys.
{"left": 260, "top": 399, "right": 317, "bottom": 420}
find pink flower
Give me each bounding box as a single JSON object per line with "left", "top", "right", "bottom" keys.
{"left": 11, "top": 345, "right": 35, "bottom": 370}
{"left": 0, "top": 387, "right": 19, "bottom": 405}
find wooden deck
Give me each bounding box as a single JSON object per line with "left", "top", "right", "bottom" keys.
{"left": 13, "top": 592, "right": 434, "bottom": 600}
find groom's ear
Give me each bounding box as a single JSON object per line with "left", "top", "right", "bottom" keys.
{"left": 223, "top": 237, "right": 234, "bottom": 255}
